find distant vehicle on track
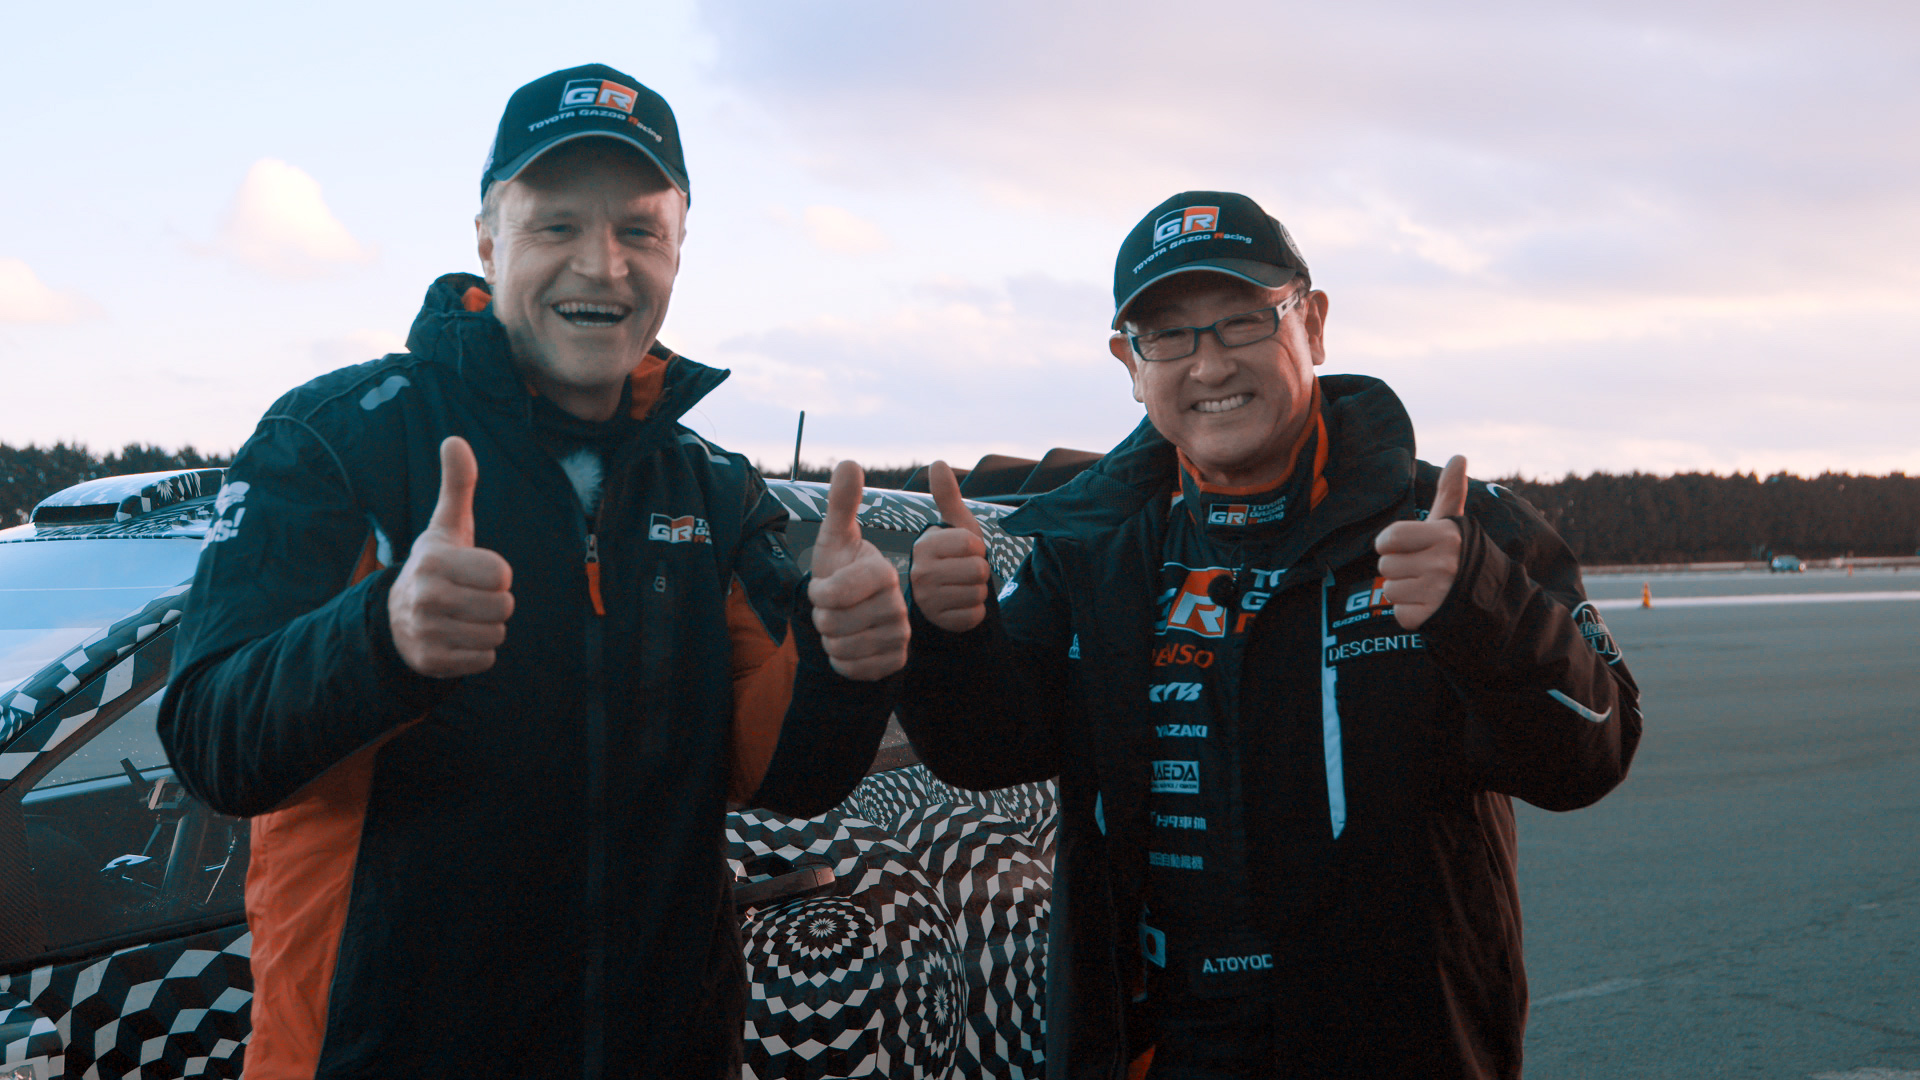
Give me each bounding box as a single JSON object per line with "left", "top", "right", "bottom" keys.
{"left": 0, "top": 450, "right": 1100, "bottom": 1078}
{"left": 1770, "top": 554, "right": 1805, "bottom": 572}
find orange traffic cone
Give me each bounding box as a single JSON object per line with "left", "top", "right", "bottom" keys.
{"left": 1641, "top": 583, "right": 1652, "bottom": 608}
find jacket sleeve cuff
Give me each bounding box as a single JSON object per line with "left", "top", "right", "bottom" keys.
{"left": 907, "top": 592, "right": 1002, "bottom": 657}
{"left": 1420, "top": 516, "right": 1532, "bottom": 686}
{"left": 750, "top": 582, "right": 897, "bottom": 817}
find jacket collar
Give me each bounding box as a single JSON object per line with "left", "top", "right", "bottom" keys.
{"left": 402, "top": 271, "right": 729, "bottom": 427}
{"left": 1003, "top": 373, "right": 1418, "bottom": 548}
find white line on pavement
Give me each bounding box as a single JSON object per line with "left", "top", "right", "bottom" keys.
{"left": 1810, "top": 1070, "right": 1920, "bottom": 1079}
{"left": 1533, "top": 977, "right": 1645, "bottom": 1005}
{"left": 1591, "top": 591, "right": 1920, "bottom": 610}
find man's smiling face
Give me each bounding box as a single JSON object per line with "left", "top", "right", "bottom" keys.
{"left": 477, "top": 140, "right": 686, "bottom": 420}
{"left": 1110, "top": 272, "right": 1328, "bottom": 489}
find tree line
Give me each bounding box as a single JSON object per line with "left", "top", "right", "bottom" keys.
{"left": 5, "top": 442, "right": 1916, "bottom": 564}
{"left": 1, "top": 442, "right": 231, "bottom": 525}
{"left": 1494, "top": 470, "right": 1920, "bottom": 564}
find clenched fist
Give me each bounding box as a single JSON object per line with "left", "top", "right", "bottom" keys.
{"left": 1374, "top": 454, "right": 1469, "bottom": 631}
{"left": 808, "top": 461, "right": 910, "bottom": 680}
{"left": 389, "top": 436, "right": 516, "bottom": 677}
{"left": 909, "top": 461, "right": 990, "bottom": 634}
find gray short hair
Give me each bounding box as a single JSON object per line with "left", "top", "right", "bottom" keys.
{"left": 478, "top": 181, "right": 506, "bottom": 231}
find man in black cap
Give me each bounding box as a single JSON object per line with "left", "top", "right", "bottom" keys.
{"left": 902, "top": 192, "right": 1643, "bottom": 1078}
{"left": 160, "top": 64, "right": 908, "bottom": 1078}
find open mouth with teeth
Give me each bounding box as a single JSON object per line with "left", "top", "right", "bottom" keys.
{"left": 553, "top": 301, "right": 631, "bottom": 327}
{"left": 1193, "top": 392, "right": 1253, "bottom": 414}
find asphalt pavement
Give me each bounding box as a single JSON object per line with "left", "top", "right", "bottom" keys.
{"left": 1518, "top": 570, "right": 1920, "bottom": 1078}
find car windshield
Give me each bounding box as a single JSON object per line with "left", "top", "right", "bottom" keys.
{"left": 0, "top": 538, "right": 203, "bottom": 696}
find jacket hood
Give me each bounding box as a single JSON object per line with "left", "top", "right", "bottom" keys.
{"left": 1004, "top": 373, "right": 1417, "bottom": 541}
{"left": 402, "top": 271, "right": 728, "bottom": 427}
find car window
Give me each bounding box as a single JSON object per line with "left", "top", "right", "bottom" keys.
{"left": 33, "top": 695, "right": 168, "bottom": 789}
{"left": 11, "top": 677, "right": 247, "bottom": 956}
{"left": 0, "top": 538, "right": 203, "bottom": 695}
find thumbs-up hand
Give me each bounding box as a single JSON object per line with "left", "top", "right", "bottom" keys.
{"left": 910, "top": 461, "right": 990, "bottom": 634}
{"left": 808, "top": 461, "right": 909, "bottom": 681}
{"left": 388, "top": 436, "right": 516, "bottom": 677}
{"left": 1374, "top": 455, "right": 1470, "bottom": 631}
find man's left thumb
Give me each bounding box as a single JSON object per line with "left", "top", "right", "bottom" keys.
{"left": 1435, "top": 455, "right": 1469, "bottom": 519}
{"left": 813, "top": 460, "right": 866, "bottom": 579}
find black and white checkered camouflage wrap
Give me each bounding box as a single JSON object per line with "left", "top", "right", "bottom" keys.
{"left": 766, "top": 482, "right": 1036, "bottom": 589}
{"left": 28, "top": 471, "right": 225, "bottom": 525}
{"left": 0, "top": 925, "right": 251, "bottom": 1078}
{"left": 734, "top": 766, "right": 1059, "bottom": 1079}
{"left": 0, "top": 586, "right": 185, "bottom": 777}
{"left": 0, "top": 987, "right": 60, "bottom": 1075}
{"left": 730, "top": 811, "right": 966, "bottom": 1079}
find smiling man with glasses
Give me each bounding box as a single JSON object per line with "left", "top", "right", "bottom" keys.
{"left": 901, "top": 191, "right": 1643, "bottom": 1078}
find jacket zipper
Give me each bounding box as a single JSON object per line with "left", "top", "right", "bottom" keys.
{"left": 582, "top": 515, "right": 609, "bottom": 1078}
{"left": 585, "top": 532, "right": 606, "bottom": 616}
{"left": 1319, "top": 568, "right": 1347, "bottom": 839}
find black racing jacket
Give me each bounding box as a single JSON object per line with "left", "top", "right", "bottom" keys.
{"left": 158, "top": 273, "right": 892, "bottom": 1079}
{"left": 900, "top": 374, "right": 1642, "bottom": 1079}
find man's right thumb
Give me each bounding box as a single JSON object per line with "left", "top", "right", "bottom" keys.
{"left": 929, "top": 461, "right": 982, "bottom": 537}
{"left": 430, "top": 436, "right": 478, "bottom": 545}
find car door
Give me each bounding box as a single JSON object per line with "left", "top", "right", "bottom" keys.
{"left": 0, "top": 531, "right": 252, "bottom": 1080}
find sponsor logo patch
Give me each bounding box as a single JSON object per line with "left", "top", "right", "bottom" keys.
{"left": 213, "top": 481, "right": 249, "bottom": 517}
{"left": 1150, "top": 759, "right": 1199, "bottom": 794}
{"left": 1153, "top": 723, "right": 1207, "bottom": 738}
{"left": 1324, "top": 632, "right": 1424, "bottom": 664}
{"left": 1153, "top": 205, "right": 1220, "bottom": 245}
{"left": 1153, "top": 643, "right": 1216, "bottom": 668}
{"left": 1344, "top": 577, "right": 1390, "bottom": 614}
{"left": 1148, "top": 851, "right": 1204, "bottom": 870}
{"left": 204, "top": 482, "right": 251, "bottom": 546}
{"left": 1332, "top": 577, "right": 1394, "bottom": 628}
{"left": 1206, "top": 496, "right": 1288, "bottom": 527}
{"left": 1153, "top": 813, "right": 1207, "bottom": 830}
{"left": 561, "top": 78, "right": 638, "bottom": 113}
{"left": 1148, "top": 682, "right": 1202, "bottom": 703}
{"left": 1158, "top": 567, "right": 1232, "bottom": 638}
{"left": 1572, "top": 601, "right": 1623, "bottom": 664}
{"left": 648, "top": 513, "right": 710, "bottom": 544}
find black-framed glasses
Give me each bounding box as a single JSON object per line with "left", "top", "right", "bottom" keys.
{"left": 1128, "top": 289, "right": 1310, "bottom": 362}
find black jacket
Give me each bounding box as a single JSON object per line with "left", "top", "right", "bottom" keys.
{"left": 158, "top": 273, "right": 891, "bottom": 1079}
{"left": 900, "top": 374, "right": 1641, "bottom": 1079}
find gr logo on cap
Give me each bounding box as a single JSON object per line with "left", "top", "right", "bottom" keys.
{"left": 1153, "top": 205, "right": 1220, "bottom": 244}
{"left": 481, "top": 62, "right": 689, "bottom": 202}
{"left": 1112, "top": 190, "right": 1309, "bottom": 328}
{"left": 561, "top": 78, "right": 638, "bottom": 112}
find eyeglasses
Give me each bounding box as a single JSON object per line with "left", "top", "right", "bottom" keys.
{"left": 1128, "top": 290, "right": 1310, "bottom": 362}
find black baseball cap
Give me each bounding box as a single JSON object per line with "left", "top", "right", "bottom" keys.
{"left": 1112, "top": 191, "right": 1309, "bottom": 328}
{"left": 481, "top": 63, "right": 689, "bottom": 203}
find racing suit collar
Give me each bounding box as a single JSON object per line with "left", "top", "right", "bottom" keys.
{"left": 1005, "top": 374, "right": 1416, "bottom": 555}
{"left": 1175, "top": 404, "right": 1328, "bottom": 544}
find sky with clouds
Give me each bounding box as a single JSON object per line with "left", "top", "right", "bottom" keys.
{"left": 1, "top": 0, "right": 1915, "bottom": 479}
